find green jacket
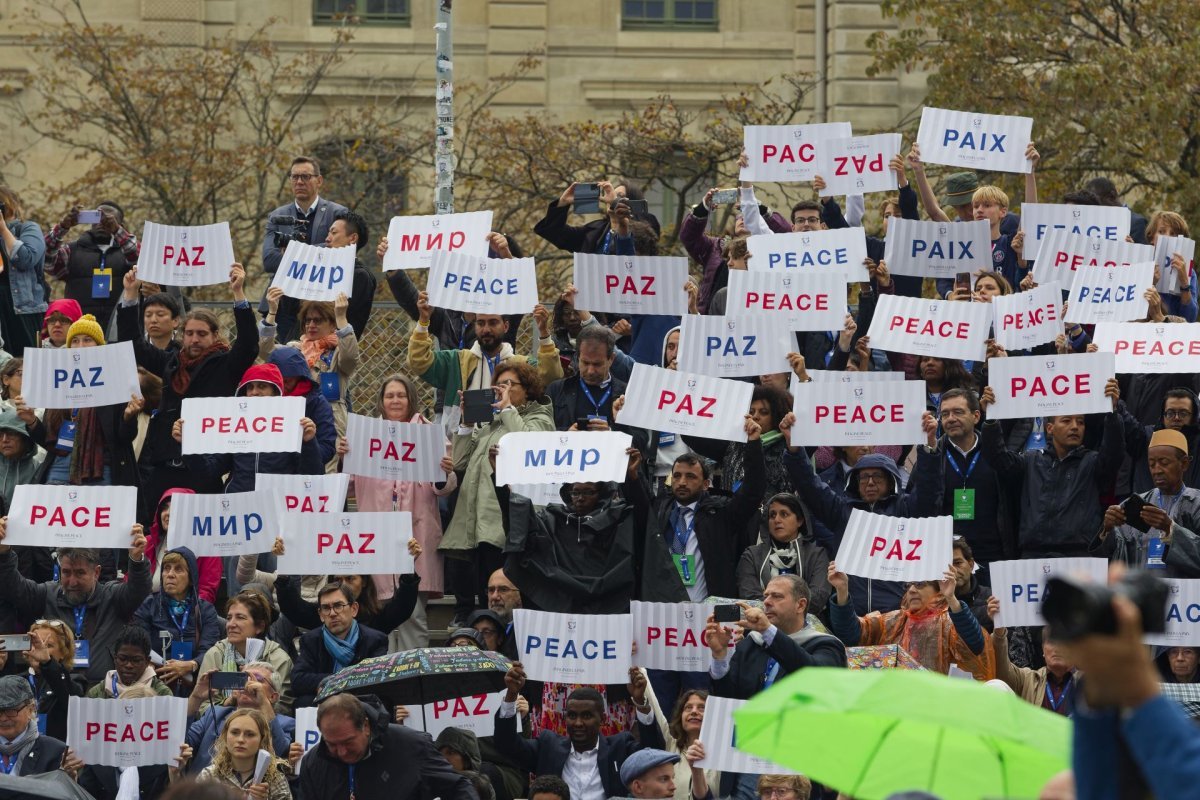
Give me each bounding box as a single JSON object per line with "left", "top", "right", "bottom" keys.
{"left": 406, "top": 327, "right": 563, "bottom": 407}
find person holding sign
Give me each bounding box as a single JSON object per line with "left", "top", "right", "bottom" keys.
{"left": 979, "top": 379, "right": 1124, "bottom": 558}
{"left": 1145, "top": 210, "right": 1197, "bottom": 321}
{"left": 194, "top": 708, "right": 293, "bottom": 799}
{"left": 291, "top": 583, "right": 388, "bottom": 709}
{"left": 826, "top": 560, "right": 993, "bottom": 679}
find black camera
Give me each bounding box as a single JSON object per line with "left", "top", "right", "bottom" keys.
{"left": 270, "top": 214, "right": 309, "bottom": 248}
{"left": 1041, "top": 570, "right": 1169, "bottom": 642}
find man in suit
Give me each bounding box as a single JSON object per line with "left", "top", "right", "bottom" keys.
{"left": 0, "top": 675, "right": 81, "bottom": 777}
{"left": 291, "top": 583, "right": 388, "bottom": 708}
{"left": 261, "top": 155, "right": 349, "bottom": 341}
{"left": 494, "top": 664, "right": 665, "bottom": 800}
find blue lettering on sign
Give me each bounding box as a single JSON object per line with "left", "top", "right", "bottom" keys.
{"left": 1078, "top": 285, "right": 1137, "bottom": 304}
{"left": 286, "top": 260, "right": 344, "bottom": 290}
{"left": 52, "top": 367, "right": 105, "bottom": 389}
{"left": 1010, "top": 583, "right": 1041, "bottom": 603}
{"left": 1035, "top": 224, "right": 1120, "bottom": 240}
{"left": 524, "top": 635, "right": 618, "bottom": 660}
{"left": 911, "top": 240, "right": 975, "bottom": 260}
{"left": 304, "top": 731, "right": 320, "bottom": 748}
{"left": 524, "top": 450, "right": 546, "bottom": 468}
{"left": 191, "top": 514, "right": 263, "bottom": 542}
{"left": 443, "top": 272, "right": 519, "bottom": 295}
{"left": 941, "top": 129, "right": 1007, "bottom": 153}
{"left": 705, "top": 336, "right": 758, "bottom": 358}
{"left": 766, "top": 248, "right": 848, "bottom": 269}
{"left": 523, "top": 448, "right": 601, "bottom": 470}
{"left": 1167, "top": 603, "right": 1200, "bottom": 624}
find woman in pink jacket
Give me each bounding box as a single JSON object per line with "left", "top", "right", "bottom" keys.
{"left": 336, "top": 373, "right": 456, "bottom": 649}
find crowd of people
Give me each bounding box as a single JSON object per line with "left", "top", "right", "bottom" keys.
{"left": 0, "top": 138, "right": 1197, "bottom": 800}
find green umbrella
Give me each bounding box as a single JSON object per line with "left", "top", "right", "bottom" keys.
{"left": 734, "top": 667, "right": 1071, "bottom": 800}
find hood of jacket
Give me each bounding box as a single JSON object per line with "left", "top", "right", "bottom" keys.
{"left": 237, "top": 363, "right": 285, "bottom": 396}
{"left": 546, "top": 486, "right": 628, "bottom": 536}
{"left": 267, "top": 346, "right": 316, "bottom": 396}
{"left": 0, "top": 408, "right": 35, "bottom": 456}
{"left": 434, "top": 727, "right": 482, "bottom": 770}
{"left": 661, "top": 325, "right": 680, "bottom": 368}
{"left": 157, "top": 545, "right": 201, "bottom": 611}
{"left": 846, "top": 453, "right": 904, "bottom": 502}
{"left": 149, "top": 487, "right": 195, "bottom": 554}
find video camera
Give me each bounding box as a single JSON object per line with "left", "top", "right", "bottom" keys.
{"left": 270, "top": 215, "right": 310, "bottom": 248}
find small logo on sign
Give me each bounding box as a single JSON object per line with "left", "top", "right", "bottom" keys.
{"left": 68, "top": 491, "right": 78, "bottom": 501}
{"left": 123, "top": 704, "right": 134, "bottom": 716}
{"left": 221, "top": 499, "right": 230, "bottom": 510}
{"left": 896, "top": 522, "right": 906, "bottom": 533}
{"left": 972, "top": 117, "right": 983, "bottom": 128}
{"left": 792, "top": 129, "right": 804, "bottom": 140}
{"left": 567, "top": 619, "right": 577, "bottom": 631}
{"left": 1091, "top": 240, "right": 1102, "bottom": 252}
{"left": 559, "top": 435, "right": 569, "bottom": 444}
{"left": 726, "top": 320, "right": 736, "bottom": 331}
{"left": 929, "top": 304, "right": 939, "bottom": 314}
{"left": 1042, "top": 563, "right": 1052, "bottom": 574}
{"left": 1045, "top": 359, "right": 1055, "bottom": 370}
{"left": 782, "top": 277, "right": 792, "bottom": 287}
{"left": 937, "top": 225, "right": 948, "bottom": 236}
{"left": 683, "top": 608, "right": 694, "bottom": 620}
{"left": 801, "top": 235, "right": 811, "bottom": 245}
{"left": 854, "top": 387, "right": 864, "bottom": 397}
{"left": 431, "top": 218, "right": 441, "bottom": 228}
{"left": 238, "top": 401, "right": 248, "bottom": 410}
{"left": 687, "top": 379, "right": 697, "bottom": 388}
{"left": 304, "top": 479, "right": 313, "bottom": 489}
{"left": 624, "top": 260, "right": 634, "bottom": 270}
{"left": 1072, "top": 208, "right": 1082, "bottom": 219}
{"left": 341, "top": 517, "right": 351, "bottom": 527}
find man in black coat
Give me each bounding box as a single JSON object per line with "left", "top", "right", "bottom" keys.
{"left": 0, "top": 675, "right": 81, "bottom": 777}
{"left": 493, "top": 664, "right": 665, "bottom": 799}
{"left": 534, "top": 181, "right": 661, "bottom": 255}
{"left": 299, "top": 692, "right": 477, "bottom": 800}
{"left": 546, "top": 326, "right": 648, "bottom": 454}
{"left": 291, "top": 584, "right": 389, "bottom": 708}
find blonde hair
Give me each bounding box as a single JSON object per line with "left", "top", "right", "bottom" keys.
{"left": 878, "top": 196, "right": 901, "bottom": 216}
{"left": 30, "top": 620, "right": 75, "bottom": 667}
{"left": 118, "top": 684, "right": 158, "bottom": 700}
{"left": 211, "top": 709, "right": 285, "bottom": 782}
{"left": 1149, "top": 211, "right": 1189, "bottom": 241}
{"left": 757, "top": 774, "right": 813, "bottom": 800}
{"left": 973, "top": 270, "right": 1013, "bottom": 296}
{"left": 972, "top": 185, "right": 1009, "bottom": 208}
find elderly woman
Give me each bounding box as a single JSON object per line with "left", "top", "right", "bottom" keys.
{"left": 22, "top": 618, "right": 87, "bottom": 740}
{"left": 133, "top": 546, "right": 222, "bottom": 695}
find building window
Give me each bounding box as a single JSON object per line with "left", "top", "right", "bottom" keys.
{"left": 314, "top": 0, "right": 411, "bottom": 26}
{"left": 622, "top": 0, "right": 718, "bottom": 30}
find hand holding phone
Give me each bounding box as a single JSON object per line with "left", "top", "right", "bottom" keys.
{"left": 0, "top": 634, "right": 31, "bottom": 652}
{"left": 77, "top": 209, "right": 102, "bottom": 225}
{"left": 711, "top": 189, "right": 738, "bottom": 206}
{"left": 713, "top": 604, "right": 741, "bottom": 624}
{"left": 209, "top": 671, "right": 249, "bottom": 691}
{"left": 573, "top": 183, "right": 601, "bottom": 215}
{"left": 462, "top": 389, "right": 496, "bottom": 425}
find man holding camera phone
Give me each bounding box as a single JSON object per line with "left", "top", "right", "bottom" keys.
{"left": 534, "top": 180, "right": 661, "bottom": 255}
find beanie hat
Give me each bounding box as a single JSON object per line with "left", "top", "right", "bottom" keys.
{"left": 44, "top": 298, "right": 82, "bottom": 326}
{"left": 236, "top": 363, "right": 284, "bottom": 396}
{"left": 66, "top": 314, "right": 105, "bottom": 346}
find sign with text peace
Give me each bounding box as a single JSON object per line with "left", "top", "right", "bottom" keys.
{"left": 619, "top": 363, "right": 754, "bottom": 442}
{"left": 276, "top": 511, "right": 414, "bottom": 576}
{"left": 427, "top": 250, "right": 539, "bottom": 315}
{"left": 818, "top": 133, "right": 902, "bottom": 196}
{"left": 382, "top": 210, "right": 493, "bottom": 271}
{"left": 747, "top": 227, "right": 869, "bottom": 281}
{"left": 725, "top": 270, "right": 845, "bottom": 331}
{"left": 168, "top": 490, "right": 277, "bottom": 558}
{"left": 572, "top": 253, "right": 689, "bottom": 316}
{"left": 254, "top": 472, "right": 349, "bottom": 516}
{"left": 1145, "top": 579, "right": 1200, "bottom": 647}
{"left": 513, "top": 609, "right": 632, "bottom": 684}
{"left": 866, "top": 294, "right": 991, "bottom": 361}
{"left": 696, "top": 696, "right": 796, "bottom": 776}
{"left": 494, "top": 430, "right": 632, "bottom": 486}
{"left": 629, "top": 601, "right": 713, "bottom": 672}
{"left": 67, "top": 696, "right": 187, "bottom": 768}
{"left": 181, "top": 396, "right": 305, "bottom": 455}
{"left": 138, "top": 221, "right": 235, "bottom": 287}
{"left": 6, "top": 484, "right": 139, "bottom": 549}
{"left": 406, "top": 691, "right": 515, "bottom": 739}
{"left": 740, "top": 122, "right": 853, "bottom": 183}
{"left": 677, "top": 314, "right": 794, "bottom": 378}
{"left": 1091, "top": 322, "right": 1200, "bottom": 373}
{"left": 985, "top": 352, "right": 1115, "bottom": 420}
{"left": 883, "top": 218, "right": 991, "bottom": 279}
{"left": 990, "top": 282, "right": 1063, "bottom": 351}
{"left": 1064, "top": 262, "right": 1153, "bottom": 325}
{"left": 343, "top": 414, "right": 447, "bottom": 482}
{"left": 988, "top": 558, "right": 1109, "bottom": 628}
{"left": 23, "top": 341, "right": 141, "bottom": 409}
{"left": 1032, "top": 228, "right": 1153, "bottom": 285}
{"left": 1021, "top": 203, "right": 1131, "bottom": 262}
{"left": 269, "top": 241, "right": 356, "bottom": 302}
{"left": 1153, "top": 234, "right": 1196, "bottom": 295}
{"left": 915, "top": 107, "right": 1034, "bottom": 173}
{"left": 834, "top": 509, "right": 954, "bottom": 582}
{"left": 791, "top": 378, "right": 926, "bottom": 447}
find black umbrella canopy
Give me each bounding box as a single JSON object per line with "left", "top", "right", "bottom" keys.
{"left": 315, "top": 647, "right": 511, "bottom": 706}
{"left": 0, "top": 771, "right": 97, "bottom": 800}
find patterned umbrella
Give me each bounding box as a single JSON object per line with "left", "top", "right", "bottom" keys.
{"left": 315, "top": 646, "right": 511, "bottom": 706}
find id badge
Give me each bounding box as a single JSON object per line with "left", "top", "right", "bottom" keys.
{"left": 953, "top": 488, "right": 976, "bottom": 521}
{"left": 1147, "top": 537, "right": 1166, "bottom": 569}
{"left": 170, "top": 640, "right": 195, "bottom": 661}
{"left": 57, "top": 421, "right": 76, "bottom": 452}
{"left": 658, "top": 432, "right": 676, "bottom": 447}
{"left": 673, "top": 553, "right": 697, "bottom": 587}
{"left": 320, "top": 372, "right": 341, "bottom": 401}
{"left": 91, "top": 269, "right": 112, "bottom": 299}
{"left": 74, "top": 639, "right": 90, "bottom": 669}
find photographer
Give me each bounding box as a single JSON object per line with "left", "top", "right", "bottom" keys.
{"left": 260, "top": 156, "right": 348, "bottom": 342}
{"left": 534, "top": 180, "right": 661, "bottom": 255}
{"left": 44, "top": 200, "right": 138, "bottom": 325}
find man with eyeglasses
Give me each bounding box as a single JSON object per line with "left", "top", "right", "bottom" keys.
{"left": 0, "top": 674, "right": 83, "bottom": 778}
{"left": 1120, "top": 388, "right": 1200, "bottom": 494}
{"left": 0, "top": 409, "right": 47, "bottom": 584}
{"left": 485, "top": 569, "right": 522, "bottom": 660}
{"left": 261, "top": 155, "right": 349, "bottom": 341}
{"left": 291, "top": 583, "right": 387, "bottom": 708}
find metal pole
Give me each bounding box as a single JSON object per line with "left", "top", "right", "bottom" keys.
{"left": 434, "top": 0, "right": 455, "bottom": 213}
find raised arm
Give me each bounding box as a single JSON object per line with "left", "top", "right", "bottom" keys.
{"left": 907, "top": 143, "right": 950, "bottom": 223}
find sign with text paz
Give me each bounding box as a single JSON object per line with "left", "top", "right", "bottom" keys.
{"left": 883, "top": 218, "right": 992, "bottom": 279}
{"left": 571, "top": 253, "right": 689, "bottom": 316}
{"left": 494, "top": 430, "right": 632, "bottom": 486}
{"left": 834, "top": 509, "right": 954, "bottom": 583}
{"left": 138, "top": 221, "right": 236, "bottom": 287}
{"left": 1064, "top": 262, "right": 1154, "bottom": 325}
{"left": 269, "top": 240, "right": 356, "bottom": 302}
{"left": 168, "top": 490, "right": 277, "bottom": 559}
{"left": 696, "top": 696, "right": 796, "bottom": 776}
{"left": 1091, "top": 322, "right": 1200, "bottom": 374}
{"left": 382, "top": 210, "right": 493, "bottom": 271}
{"left": 989, "top": 557, "right": 1108, "bottom": 628}
{"left": 22, "top": 341, "right": 141, "bottom": 410}
{"left": 915, "top": 107, "right": 1034, "bottom": 174}
{"left": 1154, "top": 234, "right": 1196, "bottom": 295}
{"left": 990, "top": 281, "right": 1063, "bottom": 352}
{"left": 5, "top": 484, "right": 139, "bottom": 550}
{"left": 427, "top": 250, "right": 539, "bottom": 316}
{"left": 747, "top": 227, "right": 869, "bottom": 282}
{"left": 629, "top": 601, "right": 714, "bottom": 673}
{"left": 275, "top": 511, "right": 414, "bottom": 576}
{"left": 818, "top": 133, "right": 903, "bottom": 197}
{"left": 513, "top": 608, "right": 632, "bottom": 684}
{"left": 293, "top": 707, "right": 320, "bottom": 776}
{"left": 619, "top": 363, "right": 754, "bottom": 443}
{"left": 724, "top": 270, "right": 846, "bottom": 331}
{"left": 676, "top": 314, "right": 795, "bottom": 379}
{"left": 866, "top": 294, "right": 991, "bottom": 361}
{"left": 1021, "top": 203, "right": 1131, "bottom": 262}
{"left": 1031, "top": 227, "right": 1153, "bottom": 285}
{"left": 254, "top": 472, "right": 350, "bottom": 516}
{"left": 740, "top": 122, "right": 853, "bottom": 183}
{"left": 67, "top": 695, "right": 187, "bottom": 769}
{"left": 342, "top": 414, "right": 447, "bottom": 482}
{"left": 984, "top": 352, "right": 1115, "bottom": 421}
{"left": 1145, "top": 579, "right": 1200, "bottom": 648}
{"left": 790, "top": 379, "right": 927, "bottom": 447}
{"left": 180, "top": 396, "right": 305, "bottom": 456}
{"left": 405, "top": 691, "right": 517, "bottom": 739}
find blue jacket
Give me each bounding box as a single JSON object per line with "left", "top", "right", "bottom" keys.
{"left": 5, "top": 219, "right": 48, "bottom": 314}
{"left": 267, "top": 346, "right": 338, "bottom": 465}
{"left": 184, "top": 703, "right": 295, "bottom": 774}
{"left": 133, "top": 546, "right": 222, "bottom": 694}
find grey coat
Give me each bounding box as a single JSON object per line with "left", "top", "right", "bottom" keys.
{"left": 1091, "top": 487, "right": 1200, "bottom": 578}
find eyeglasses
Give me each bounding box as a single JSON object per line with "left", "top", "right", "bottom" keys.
{"left": 318, "top": 601, "right": 352, "bottom": 616}
{"left": 0, "top": 704, "right": 31, "bottom": 719}
{"left": 793, "top": 216, "right": 821, "bottom": 225}
{"left": 288, "top": 173, "right": 319, "bottom": 182}
{"left": 34, "top": 619, "right": 67, "bottom": 629}
{"left": 857, "top": 473, "right": 887, "bottom": 485}
{"left": 487, "top": 586, "right": 515, "bottom": 595}
{"left": 114, "top": 652, "right": 149, "bottom": 665}
{"left": 761, "top": 789, "right": 795, "bottom": 799}
{"left": 304, "top": 318, "right": 328, "bottom": 326}
{"left": 1164, "top": 409, "right": 1193, "bottom": 420}
{"left": 494, "top": 380, "right": 523, "bottom": 389}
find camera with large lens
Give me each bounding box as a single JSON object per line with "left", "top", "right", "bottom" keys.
{"left": 1041, "top": 569, "right": 1169, "bottom": 642}
{"left": 270, "top": 215, "right": 309, "bottom": 248}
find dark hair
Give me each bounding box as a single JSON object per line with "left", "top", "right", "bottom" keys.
{"left": 1083, "top": 177, "right": 1120, "bottom": 206}
{"left": 672, "top": 452, "right": 711, "bottom": 480}
{"left": 97, "top": 200, "right": 124, "bottom": 223}
{"left": 618, "top": 181, "right": 645, "bottom": 201}
{"left": 1164, "top": 389, "right": 1198, "bottom": 417}
{"left": 291, "top": 156, "right": 321, "bottom": 176}
{"left": 160, "top": 780, "right": 242, "bottom": 800}
{"left": 940, "top": 387, "right": 980, "bottom": 413}
{"left": 333, "top": 209, "right": 369, "bottom": 252}
{"left": 143, "top": 292, "right": 181, "bottom": 318}
{"left": 751, "top": 385, "right": 791, "bottom": 431}
{"left": 1062, "top": 189, "right": 1101, "bottom": 206}
{"left": 226, "top": 590, "right": 272, "bottom": 635}
{"left": 791, "top": 200, "right": 822, "bottom": 219}
{"left": 0, "top": 358, "right": 22, "bottom": 400}
{"left": 953, "top": 537, "right": 974, "bottom": 562}
{"left": 113, "top": 624, "right": 153, "bottom": 657}
{"left": 667, "top": 689, "right": 708, "bottom": 749}
{"left": 553, "top": 298, "right": 580, "bottom": 337}
{"left": 629, "top": 220, "right": 659, "bottom": 256}
{"left": 316, "top": 692, "right": 369, "bottom": 728}
{"left": 769, "top": 573, "right": 811, "bottom": 604}
{"left": 58, "top": 548, "right": 101, "bottom": 566}
{"left": 326, "top": 575, "right": 381, "bottom": 617}
{"left": 528, "top": 775, "right": 572, "bottom": 800}
{"left": 920, "top": 357, "right": 977, "bottom": 393}
{"left": 494, "top": 360, "right": 545, "bottom": 402}
{"left": 576, "top": 325, "right": 616, "bottom": 358}
{"left": 463, "top": 771, "right": 495, "bottom": 800}
{"left": 318, "top": 582, "right": 356, "bottom": 606}
{"left": 565, "top": 687, "right": 604, "bottom": 712}
{"left": 766, "top": 492, "right": 805, "bottom": 519}
{"left": 183, "top": 308, "right": 226, "bottom": 342}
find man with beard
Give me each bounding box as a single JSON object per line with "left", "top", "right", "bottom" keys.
{"left": 0, "top": 520, "right": 149, "bottom": 683}
{"left": 1121, "top": 388, "right": 1200, "bottom": 492}
{"left": 184, "top": 660, "right": 294, "bottom": 773}
{"left": 44, "top": 201, "right": 139, "bottom": 323}
{"left": 484, "top": 569, "right": 522, "bottom": 659}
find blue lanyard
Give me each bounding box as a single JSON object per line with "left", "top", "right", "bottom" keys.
{"left": 1044, "top": 675, "right": 1072, "bottom": 713}
{"left": 0, "top": 753, "right": 15, "bottom": 774}
{"left": 111, "top": 674, "right": 119, "bottom": 697}
{"left": 27, "top": 674, "right": 40, "bottom": 702}
{"left": 671, "top": 506, "right": 695, "bottom": 554}
{"left": 348, "top": 764, "right": 356, "bottom": 800}
{"left": 98, "top": 252, "right": 107, "bottom": 272}
{"left": 1156, "top": 488, "right": 1184, "bottom": 516}
{"left": 579, "top": 381, "right": 611, "bottom": 416}
{"left": 601, "top": 230, "right": 614, "bottom": 254}
{"left": 73, "top": 605, "right": 86, "bottom": 639}
{"left": 483, "top": 353, "right": 502, "bottom": 380}
{"left": 320, "top": 349, "right": 335, "bottom": 368}
{"left": 169, "top": 604, "right": 191, "bottom": 635}
{"left": 946, "top": 450, "right": 980, "bottom": 487}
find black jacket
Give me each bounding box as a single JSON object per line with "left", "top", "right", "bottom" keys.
{"left": 79, "top": 764, "right": 170, "bottom": 800}
{"left": 60, "top": 230, "right": 134, "bottom": 322}
{"left": 712, "top": 627, "right": 847, "bottom": 700}
{"left": 956, "top": 575, "right": 994, "bottom": 633}
{"left": 533, "top": 199, "right": 661, "bottom": 255}
{"left": 298, "top": 694, "right": 477, "bottom": 800}
{"left": 291, "top": 622, "right": 389, "bottom": 707}
{"left": 29, "top": 658, "right": 88, "bottom": 741}
{"left": 736, "top": 537, "right": 832, "bottom": 617}
{"left": 275, "top": 573, "right": 419, "bottom": 633}
{"left": 386, "top": 268, "right": 521, "bottom": 351}
{"left": 30, "top": 403, "right": 140, "bottom": 495}
{"left": 492, "top": 703, "right": 666, "bottom": 798}
{"left": 6, "top": 732, "right": 68, "bottom": 776}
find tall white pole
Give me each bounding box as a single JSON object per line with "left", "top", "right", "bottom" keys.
{"left": 434, "top": 0, "right": 455, "bottom": 213}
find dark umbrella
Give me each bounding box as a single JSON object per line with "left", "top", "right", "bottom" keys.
{"left": 315, "top": 647, "right": 511, "bottom": 706}
{"left": 0, "top": 771, "right": 97, "bottom": 800}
